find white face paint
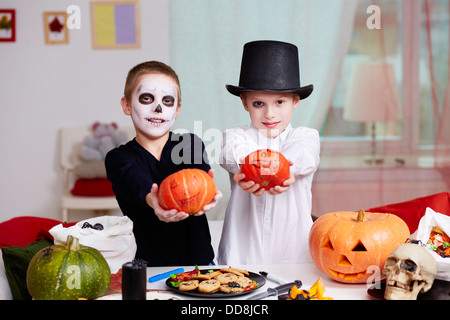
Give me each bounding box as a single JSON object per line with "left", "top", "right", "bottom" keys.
{"left": 131, "top": 74, "right": 179, "bottom": 139}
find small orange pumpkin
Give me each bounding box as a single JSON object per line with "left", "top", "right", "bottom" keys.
{"left": 309, "top": 209, "right": 410, "bottom": 284}
{"left": 158, "top": 168, "right": 216, "bottom": 214}
{"left": 240, "top": 149, "right": 290, "bottom": 190}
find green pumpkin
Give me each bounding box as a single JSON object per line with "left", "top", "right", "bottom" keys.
{"left": 26, "top": 235, "right": 111, "bottom": 300}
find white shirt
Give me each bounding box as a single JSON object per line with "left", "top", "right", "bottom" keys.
{"left": 217, "top": 123, "right": 320, "bottom": 265}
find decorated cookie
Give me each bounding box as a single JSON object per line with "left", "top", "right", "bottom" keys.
{"left": 216, "top": 272, "right": 238, "bottom": 284}
{"left": 178, "top": 280, "right": 199, "bottom": 291}
{"left": 198, "top": 279, "right": 220, "bottom": 294}
{"left": 236, "top": 276, "right": 253, "bottom": 288}
{"left": 220, "top": 267, "right": 249, "bottom": 277}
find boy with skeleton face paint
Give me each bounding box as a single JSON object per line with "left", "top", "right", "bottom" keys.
{"left": 105, "top": 61, "right": 221, "bottom": 266}
{"left": 127, "top": 74, "right": 179, "bottom": 142}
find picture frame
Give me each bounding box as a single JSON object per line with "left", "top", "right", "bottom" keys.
{"left": 0, "top": 9, "right": 16, "bottom": 42}
{"left": 43, "top": 11, "right": 69, "bottom": 44}
{"left": 90, "top": 1, "right": 140, "bottom": 49}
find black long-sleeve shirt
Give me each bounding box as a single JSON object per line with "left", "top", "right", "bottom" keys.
{"left": 105, "top": 132, "right": 214, "bottom": 266}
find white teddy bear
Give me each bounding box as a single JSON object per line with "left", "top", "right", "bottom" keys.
{"left": 79, "top": 122, "right": 128, "bottom": 162}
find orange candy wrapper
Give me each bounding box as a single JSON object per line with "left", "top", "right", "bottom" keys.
{"left": 286, "top": 277, "right": 333, "bottom": 300}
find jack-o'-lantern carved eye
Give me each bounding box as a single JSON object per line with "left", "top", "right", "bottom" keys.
{"left": 321, "top": 236, "right": 333, "bottom": 250}
{"left": 321, "top": 236, "right": 367, "bottom": 252}
{"left": 351, "top": 240, "right": 367, "bottom": 252}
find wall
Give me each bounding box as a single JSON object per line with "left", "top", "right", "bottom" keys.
{"left": 0, "top": 0, "right": 169, "bottom": 222}
{"left": 1, "top": 1, "right": 446, "bottom": 225}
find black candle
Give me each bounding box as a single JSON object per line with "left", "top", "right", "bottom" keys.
{"left": 122, "top": 259, "right": 147, "bottom": 300}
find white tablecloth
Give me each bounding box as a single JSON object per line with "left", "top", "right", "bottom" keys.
{"left": 144, "top": 263, "right": 374, "bottom": 300}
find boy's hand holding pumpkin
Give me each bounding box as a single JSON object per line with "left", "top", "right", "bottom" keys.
{"left": 235, "top": 157, "right": 295, "bottom": 196}
{"left": 192, "top": 169, "right": 223, "bottom": 216}
{"left": 234, "top": 171, "right": 265, "bottom": 196}
{"left": 146, "top": 169, "right": 222, "bottom": 222}
{"left": 147, "top": 184, "right": 190, "bottom": 223}
{"left": 267, "top": 170, "right": 295, "bottom": 195}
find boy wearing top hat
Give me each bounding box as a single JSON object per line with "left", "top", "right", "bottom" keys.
{"left": 218, "top": 40, "right": 320, "bottom": 265}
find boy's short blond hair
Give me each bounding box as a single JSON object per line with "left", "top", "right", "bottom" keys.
{"left": 123, "top": 61, "right": 181, "bottom": 105}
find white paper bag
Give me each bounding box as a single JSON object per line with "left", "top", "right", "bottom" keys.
{"left": 49, "top": 215, "right": 137, "bottom": 273}
{"left": 415, "top": 207, "right": 450, "bottom": 281}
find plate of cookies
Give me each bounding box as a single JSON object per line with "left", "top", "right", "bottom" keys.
{"left": 165, "top": 266, "right": 266, "bottom": 298}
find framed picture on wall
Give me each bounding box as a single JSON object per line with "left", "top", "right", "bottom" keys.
{"left": 90, "top": 1, "right": 141, "bottom": 49}
{"left": 43, "top": 11, "right": 69, "bottom": 44}
{"left": 0, "top": 9, "right": 16, "bottom": 42}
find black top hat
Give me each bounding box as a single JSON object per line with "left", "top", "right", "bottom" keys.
{"left": 226, "top": 40, "right": 313, "bottom": 100}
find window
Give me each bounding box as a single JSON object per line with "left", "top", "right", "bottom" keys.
{"left": 419, "top": 0, "right": 449, "bottom": 147}
{"left": 320, "top": 0, "right": 448, "bottom": 159}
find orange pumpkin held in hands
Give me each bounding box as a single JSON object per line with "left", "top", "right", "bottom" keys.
{"left": 309, "top": 209, "right": 410, "bottom": 284}
{"left": 158, "top": 168, "right": 216, "bottom": 214}
{"left": 240, "top": 149, "right": 290, "bottom": 190}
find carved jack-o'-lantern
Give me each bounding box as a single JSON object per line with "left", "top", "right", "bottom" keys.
{"left": 309, "top": 209, "right": 410, "bottom": 284}
{"left": 240, "top": 149, "right": 290, "bottom": 190}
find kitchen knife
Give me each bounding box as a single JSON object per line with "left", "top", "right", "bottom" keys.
{"left": 247, "top": 280, "right": 302, "bottom": 300}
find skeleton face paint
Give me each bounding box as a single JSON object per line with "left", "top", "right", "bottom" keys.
{"left": 131, "top": 74, "right": 179, "bottom": 139}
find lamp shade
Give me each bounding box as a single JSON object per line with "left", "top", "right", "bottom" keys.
{"left": 343, "top": 62, "right": 401, "bottom": 122}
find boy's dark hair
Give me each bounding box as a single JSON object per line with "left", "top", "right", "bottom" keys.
{"left": 124, "top": 61, "right": 181, "bottom": 105}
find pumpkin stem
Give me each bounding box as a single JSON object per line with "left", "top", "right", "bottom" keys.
{"left": 65, "top": 235, "right": 80, "bottom": 252}
{"left": 356, "top": 209, "right": 368, "bottom": 222}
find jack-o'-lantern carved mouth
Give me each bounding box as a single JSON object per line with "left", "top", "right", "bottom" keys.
{"left": 327, "top": 268, "right": 367, "bottom": 281}
{"left": 326, "top": 253, "right": 368, "bottom": 281}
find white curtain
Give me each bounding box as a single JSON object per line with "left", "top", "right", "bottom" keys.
{"left": 169, "top": 0, "right": 358, "bottom": 219}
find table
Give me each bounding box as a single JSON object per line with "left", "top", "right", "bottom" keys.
{"left": 145, "top": 263, "right": 374, "bottom": 300}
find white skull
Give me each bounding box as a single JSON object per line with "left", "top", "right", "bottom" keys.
{"left": 382, "top": 243, "right": 437, "bottom": 300}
